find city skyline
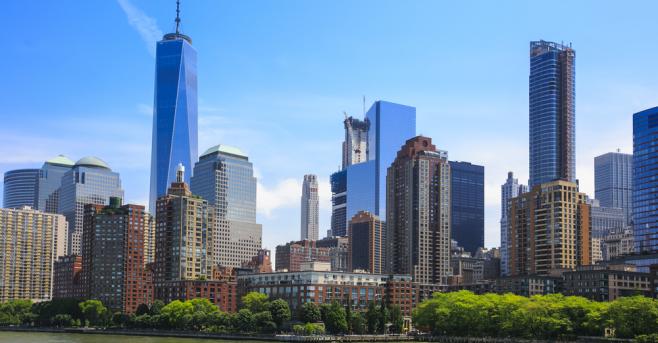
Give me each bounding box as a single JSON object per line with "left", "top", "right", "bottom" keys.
{"left": 2, "top": 1, "right": 658, "bottom": 252}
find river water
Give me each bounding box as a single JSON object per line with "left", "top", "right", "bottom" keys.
{"left": 0, "top": 331, "right": 264, "bottom": 343}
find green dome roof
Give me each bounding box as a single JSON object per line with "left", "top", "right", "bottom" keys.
{"left": 75, "top": 156, "right": 111, "bottom": 170}
{"left": 45, "top": 155, "right": 74, "bottom": 167}
{"left": 201, "top": 145, "right": 247, "bottom": 158}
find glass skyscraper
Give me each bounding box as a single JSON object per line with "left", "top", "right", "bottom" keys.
{"left": 59, "top": 157, "right": 123, "bottom": 255}
{"left": 595, "top": 152, "right": 633, "bottom": 224}
{"left": 329, "top": 170, "right": 347, "bottom": 237}
{"left": 3, "top": 168, "right": 39, "bottom": 209}
{"left": 366, "top": 101, "right": 416, "bottom": 215}
{"left": 633, "top": 106, "right": 658, "bottom": 252}
{"left": 191, "top": 145, "right": 262, "bottom": 268}
{"left": 149, "top": 29, "right": 198, "bottom": 212}
{"left": 529, "top": 40, "right": 576, "bottom": 188}
{"left": 345, "top": 160, "right": 377, "bottom": 226}
{"left": 38, "top": 155, "right": 75, "bottom": 213}
{"left": 449, "top": 161, "right": 484, "bottom": 255}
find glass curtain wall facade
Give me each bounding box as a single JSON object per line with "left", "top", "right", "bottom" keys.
{"left": 345, "top": 160, "right": 377, "bottom": 227}
{"left": 149, "top": 33, "right": 198, "bottom": 212}
{"left": 366, "top": 101, "right": 416, "bottom": 216}
{"left": 3, "top": 169, "right": 39, "bottom": 209}
{"left": 191, "top": 145, "right": 262, "bottom": 268}
{"left": 449, "top": 161, "right": 484, "bottom": 255}
{"left": 329, "top": 170, "right": 347, "bottom": 237}
{"left": 529, "top": 40, "right": 576, "bottom": 187}
{"left": 38, "top": 155, "right": 74, "bottom": 213}
{"left": 633, "top": 106, "right": 658, "bottom": 253}
{"left": 58, "top": 157, "right": 123, "bottom": 255}
{"left": 595, "top": 152, "right": 633, "bottom": 224}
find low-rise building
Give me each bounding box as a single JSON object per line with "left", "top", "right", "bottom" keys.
{"left": 316, "top": 236, "right": 349, "bottom": 272}
{"left": 238, "top": 270, "right": 415, "bottom": 315}
{"left": 602, "top": 229, "right": 634, "bottom": 260}
{"left": 275, "top": 240, "right": 331, "bottom": 272}
{"left": 493, "top": 275, "right": 562, "bottom": 296}
{"left": 242, "top": 249, "right": 273, "bottom": 273}
{"left": 563, "top": 264, "right": 652, "bottom": 301}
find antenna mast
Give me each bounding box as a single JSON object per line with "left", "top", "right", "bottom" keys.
{"left": 175, "top": 0, "right": 181, "bottom": 34}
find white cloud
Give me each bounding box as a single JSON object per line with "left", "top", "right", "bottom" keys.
{"left": 137, "top": 103, "right": 153, "bottom": 117}
{"left": 257, "top": 178, "right": 301, "bottom": 217}
{"left": 117, "top": 0, "right": 163, "bottom": 57}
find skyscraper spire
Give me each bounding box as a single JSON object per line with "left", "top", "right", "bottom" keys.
{"left": 175, "top": 0, "right": 181, "bottom": 34}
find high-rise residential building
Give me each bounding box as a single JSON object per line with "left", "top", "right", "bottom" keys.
{"left": 52, "top": 255, "right": 82, "bottom": 299}
{"left": 0, "top": 206, "right": 67, "bottom": 302}
{"left": 149, "top": 7, "right": 198, "bottom": 213}
{"left": 449, "top": 161, "right": 484, "bottom": 255}
{"left": 300, "top": 174, "right": 319, "bottom": 241}
{"left": 80, "top": 199, "right": 151, "bottom": 313}
{"left": 191, "top": 145, "right": 261, "bottom": 268}
{"left": 342, "top": 116, "right": 369, "bottom": 169}
{"left": 589, "top": 200, "right": 626, "bottom": 238}
{"left": 595, "top": 152, "right": 633, "bottom": 224}
{"left": 386, "top": 136, "right": 451, "bottom": 284}
{"left": 329, "top": 170, "right": 347, "bottom": 237}
{"left": 500, "top": 172, "right": 527, "bottom": 276}
{"left": 155, "top": 165, "right": 214, "bottom": 282}
{"left": 37, "top": 155, "right": 75, "bottom": 213}
{"left": 58, "top": 156, "right": 123, "bottom": 255}
{"left": 275, "top": 240, "right": 331, "bottom": 272}
{"left": 367, "top": 101, "right": 416, "bottom": 216}
{"left": 3, "top": 168, "right": 39, "bottom": 209}
{"left": 508, "top": 180, "right": 591, "bottom": 276}
{"left": 529, "top": 40, "right": 576, "bottom": 188}
{"left": 633, "top": 106, "right": 658, "bottom": 253}
{"left": 348, "top": 211, "right": 385, "bottom": 274}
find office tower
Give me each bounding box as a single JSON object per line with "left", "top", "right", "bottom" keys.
{"left": 38, "top": 155, "right": 74, "bottom": 213}
{"left": 300, "top": 174, "right": 319, "bottom": 240}
{"left": 58, "top": 156, "right": 123, "bottom": 255}
{"left": 367, "top": 101, "right": 416, "bottom": 216}
{"left": 508, "top": 180, "right": 591, "bottom": 276}
{"left": 275, "top": 240, "right": 331, "bottom": 272}
{"left": 149, "top": 5, "right": 198, "bottom": 212}
{"left": 348, "top": 211, "right": 385, "bottom": 274}
{"left": 80, "top": 199, "right": 151, "bottom": 313}
{"left": 529, "top": 40, "right": 576, "bottom": 187}
{"left": 449, "top": 161, "right": 484, "bottom": 255}
{"left": 3, "top": 168, "right": 39, "bottom": 209}
{"left": 156, "top": 165, "right": 214, "bottom": 282}
{"left": 345, "top": 160, "right": 377, "bottom": 227}
{"left": 329, "top": 170, "right": 347, "bottom": 237}
{"left": 0, "top": 206, "right": 66, "bottom": 302}
{"left": 191, "top": 145, "right": 261, "bottom": 268}
{"left": 590, "top": 200, "right": 626, "bottom": 238}
{"left": 633, "top": 106, "right": 658, "bottom": 252}
{"left": 386, "top": 136, "right": 451, "bottom": 284}
{"left": 595, "top": 152, "right": 633, "bottom": 224}
{"left": 342, "top": 116, "right": 369, "bottom": 169}
{"left": 500, "top": 172, "right": 527, "bottom": 276}
{"left": 601, "top": 229, "right": 634, "bottom": 260}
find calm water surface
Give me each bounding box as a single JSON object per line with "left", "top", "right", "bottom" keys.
{"left": 0, "top": 331, "right": 263, "bottom": 343}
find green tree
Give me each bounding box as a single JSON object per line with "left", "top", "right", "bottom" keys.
{"left": 388, "top": 305, "right": 404, "bottom": 334}
{"left": 365, "top": 301, "right": 379, "bottom": 334}
{"left": 378, "top": 300, "right": 389, "bottom": 334}
{"left": 51, "top": 314, "right": 72, "bottom": 327}
{"left": 241, "top": 292, "right": 269, "bottom": 313}
{"left": 0, "top": 300, "right": 32, "bottom": 326}
{"left": 233, "top": 308, "right": 255, "bottom": 332}
{"left": 78, "top": 300, "right": 109, "bottom": 327}
{"left": 149, "top": 300, "right": 165, "bottom": 315}
{"left": 323, "top": 301, "right": 348, "bottom": 334}
{"left": 135, "top": 303, "right": 150, "bottom": 316}
{"left": 605, "top": 296, "right": 658, "bottom": 338}
{"left": 350, "top": 312, "right": 366, "bottom": 334}
{"left": 299, "top": 302, "right": 321, "bottom": 323}
{"left": 268, "top": 299, "right": 291, "bottom": 330}
{"left": 253, "top": 310, "right": 276, "bottom": 333}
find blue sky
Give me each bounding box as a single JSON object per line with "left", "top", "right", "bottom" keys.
{"left": 1, "top": 1, "right": 657, "bottom": 251}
